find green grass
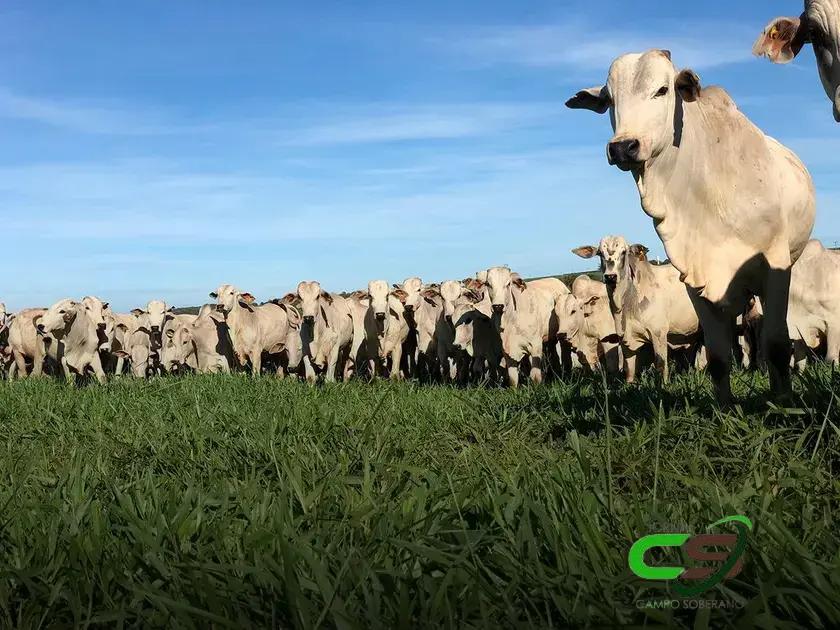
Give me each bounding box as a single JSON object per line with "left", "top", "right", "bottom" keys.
{"left": 1, "top": 367, "right": 839, "bottom": 628}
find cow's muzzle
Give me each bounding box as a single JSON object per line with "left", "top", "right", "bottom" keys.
{"left": 375, "top": 312, "right": 386, "bottom": 321}
{"left": 603, "top": 273, "right": 618, "bottom": 288}
{"left": 303, "top": 315, "right": 315, "bottom": 325}
{"left": 607, "top": 139, "right": 641, "bottom": 170}
{"left": 491, "top": 304, "right": 505, "bottom": 315}
{"left": 36, "top": 324, "right": 46, "bottom": 335}
{"left": 404, "top": 304, "right": 414, "bottom": 313}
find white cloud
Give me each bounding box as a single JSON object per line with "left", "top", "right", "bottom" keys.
{"left": 442, "top": 20, "right": 755, "bottom": 73}
{"left": 280, "top": 103, "right": 559, "bottom": 146}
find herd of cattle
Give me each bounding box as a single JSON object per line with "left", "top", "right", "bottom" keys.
{"left": 0, "top": 234, "right": 837, "bottom": 391}
{"left": 2, "top": 3, "right": 840, "bottom": 404}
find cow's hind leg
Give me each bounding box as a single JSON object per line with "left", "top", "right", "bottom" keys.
{"left": 763, "top": 267, "right": 793, "bottom": 400}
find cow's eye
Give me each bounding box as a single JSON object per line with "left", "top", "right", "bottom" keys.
{"left": 654, "top": 86, "right": 668, "bottom": 98}
{"left": 571, "top": 309, "right": 577, "bottom": 315}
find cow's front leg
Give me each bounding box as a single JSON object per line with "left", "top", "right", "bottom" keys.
{"left": 651, "top": 334, "right": 669, "bottom": 384}
{"left": 690, "top": 294, "right": 734, "bottom": 406}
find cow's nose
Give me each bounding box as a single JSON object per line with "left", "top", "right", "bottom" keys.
{"left": 36, "top": 324, "right": 45, "bottom": 333}
{"left": 492, "top": 304, "right": 505, "bottom": 314}
{"left": 375, "top": 312, "right": 386, "bottom": 321}
{"left": 151, "top": 325, "right": 160, "bottom": 332}
{"left": 604, "top": 273, "right": 618, "bottom": 286}
{"left": 607, "top": 139, "right": 640, "bottom": 166}
{"left": 445, "top": 314, "right": 453, "bottom": 324}
{"left": 404, "top": 304, "right": 414, "bottom": 313}
{"left": 303, "top": 315, "right": 315, "bottom": 324}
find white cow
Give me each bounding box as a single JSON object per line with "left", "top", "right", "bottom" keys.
{"left": 573, "top": 237, "right": 702, "bottom": 383}
{"left": 112, "top": 310, "right": 155, "bottom": 378}
{"left": 567, "top": 50, "right": 815, "bottom": 403}
{"left": 359, "top": 280, "right": 410, "bottom": 379}
{"left": 451, "top": 288, "right": 502, "bottom": 382}
{"left": 436, "top": 280, "right": 469, "bottom": 381}
{"left": 7, "top": 308, "right": 48, "bottom": 379}
{"left": 754, "top": 0, "right": 840, "bottom": 121}
{"left": 210, "top": 284, "right": 292, "bottom": 376}
{"left": 296, "top": 281, "right": 354, "bottom": 382}
{"left": 554, "top": 275, "right": 621, "bottom": 373}
{"left": 37, "top": 299, "right": 107, "bottom": 383}
{"left": 788, "top": 240, "right": 840, "bottom": 369}
{"left": 161, "top": 314, "right": 234, "bottom": 374}
{"left": 481, "top": 266, "right": 556, "bottom": 387}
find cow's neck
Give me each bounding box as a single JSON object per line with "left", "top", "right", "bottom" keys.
{"left": 633, "top": 100, "right": 744, "bottom": 298}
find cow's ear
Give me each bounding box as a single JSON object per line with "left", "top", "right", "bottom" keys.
{"left": 113, "top": 350, "right": 130, "bottom": 359}
{"left": 320, "top": 291, "right": 334, "bottom": 305}
{"left": 512, "top": 276, "right": 527, "bottom": 290}
{"left": 209, "top": 291, "right": 218, "bottom": 299}
{"left": 240, "top": 292, "right": 256, "bottom": 304}
{"left": 238, "top": 299, "right": 255, "bottom": 311}
{"left": 566, "top": 85, "right": 611, "bottom": 114}
{"left": 131, "top": 308, "right": 144, "bottom": 317}
{"left": 167, "top": 306, "right": 174, "bottom": 313}
{"left": 165, "top": 329, "right": 175, "bottom": 339}
{"left": 392, "top": 283, "right": 401, "bottom": 290}
{"left": 629, "top": 244, "right": 650, "bottom": 260}
{"left": 391, "top": 289, "right": 408, "bottom": 303}
{"left": 421, "top": 288, "right": 440, "bottom": 299}
{"left": 585, "top": 296, "right": 600, "bottom": 306}
{"left": 571, "top": 245, "right": 598, "bottom": 259}
{"left": 102, "top": 302, "right": 110, "bottom": 310}
{"left": 753, "top": 16, "right": 808, "bottom": 64}
{"left": 601, "top": 333, "right": 622, "bottom": 344}
{"left": 137, "top": 326, "right": 151, "bottom": 336}
{"left": 675, "top": 69, "right": 701, "bottom": 103}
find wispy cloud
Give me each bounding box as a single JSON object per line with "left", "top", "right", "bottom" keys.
{"left": 442, "top": 20, "right": 755, "bottom": 73}
{"left": 0, "top": 87, "right": 212, "bottom": 135}
{"left": 280, "top": 103, "right": 559, "bottom": 146}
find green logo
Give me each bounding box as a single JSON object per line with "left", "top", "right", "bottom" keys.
{"left": 629, "top": 515, "right": 752, "bottom": 596}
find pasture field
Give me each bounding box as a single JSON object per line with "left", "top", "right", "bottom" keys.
{"left": 1, "top": 368, "right": 840, "bottom": 628}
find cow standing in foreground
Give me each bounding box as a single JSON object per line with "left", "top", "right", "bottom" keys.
{"left": 295, "top": 281, "right": 354, "bottom": 382}
{"left": 567, "top": 50, "right": 816, "bottom": 403}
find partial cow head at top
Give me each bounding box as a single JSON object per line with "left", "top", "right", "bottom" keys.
{"left": 566, "top": 49, "right": 701, "bottom": 171}
{"left": 754, "top": 2, "right": 840, "bottom": 121}
{"left": 572, "top": 236, "right": 631, "bottom": 289}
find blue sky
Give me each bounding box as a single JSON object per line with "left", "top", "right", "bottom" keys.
{"left": 2, "top": 0, "right": 838, "bottom": 310}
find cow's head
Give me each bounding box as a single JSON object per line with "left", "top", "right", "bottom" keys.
{"left": 754, "top": 6, "right": 840, "bottom": 122}
{"left": 162, "top": 324, "right": 195, "bottom": 372}
{"left": 81, "top": 296, "right": 112, "bottom": 346}
{"left": 440, "top": 280, "right": 463, "bottom": 323}
{"left": 367, "top": 280, "right": 390, "bottom": 323}
{"left": 37, "top": 299, "right": 77, "bottom": 337}
{"left": 398, "top": 277, "right": 424, "bottom": 313}
{"left": 485, "top": 266, "right": 526, "bottom": 315}
{"left": 146, "top": 300, "right": 172, "bottom": 335}
{"left": 297, "top": 281, "right": 331, "bottom": 325}
{"left": 572, "top": 236, "right": 632, "bottom": 289}
{"left": 566, "top": 49, "right": 701, "bottom": 171}
{"left": 554, "top": 294, "right": 584, "bottom": 341}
